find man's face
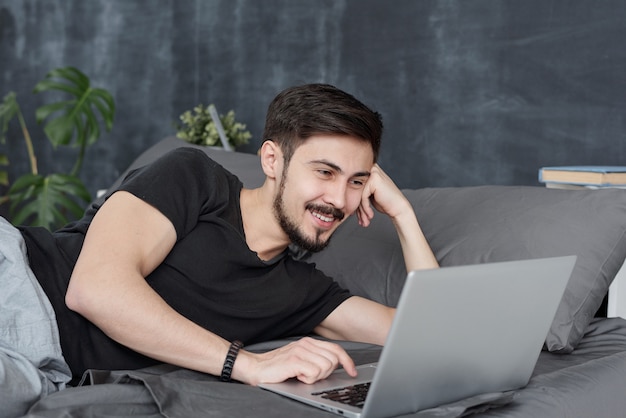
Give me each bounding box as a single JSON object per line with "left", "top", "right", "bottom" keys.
{"left": 273, "top": 135, "right": 375, "bottom": 252}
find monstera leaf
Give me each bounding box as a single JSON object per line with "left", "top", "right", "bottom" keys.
{"left": 6, "top": 172, "right": 91, "bottom": 230}
{"left": 34, "top": 66, "right": 115, "bottom": 174}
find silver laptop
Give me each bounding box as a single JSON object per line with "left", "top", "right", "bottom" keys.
{"left": 260, "top": 256, "right": 576, "bottom": 418}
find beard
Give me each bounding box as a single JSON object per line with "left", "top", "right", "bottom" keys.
{"left": 273, "top": 173, "right": 345, "bottom": 253}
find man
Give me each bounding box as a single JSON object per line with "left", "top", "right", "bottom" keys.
{"left": 1, "top": 84, "right": 437, "bottom": 416}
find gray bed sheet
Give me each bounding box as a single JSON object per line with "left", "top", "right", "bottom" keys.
{"left": 22, "top": 318, "right": 626, "bottom": 418}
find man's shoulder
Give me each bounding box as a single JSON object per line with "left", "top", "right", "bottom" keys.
{"left": 118, "top": 146, "right": 240, "bottom": 203}
{"left": 137, "top": 147, "right": 236, "bottom": 183}
{"left": 165, "top": 147, "right": 236, "bottom": 177}
{"left": 161, "top": 146, "right": 212, "bottom": 165}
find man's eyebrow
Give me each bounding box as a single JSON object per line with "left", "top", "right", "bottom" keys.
{"left": 308, "top": 159, "right": 371, "bottom": 177}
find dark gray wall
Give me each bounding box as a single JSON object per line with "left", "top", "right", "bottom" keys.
{"left": 1, "top": 0, "right": 626, "bottom": 197}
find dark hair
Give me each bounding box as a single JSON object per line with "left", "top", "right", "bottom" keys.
{"left": 262, "top": 84, "right": 383, "bottom": 162}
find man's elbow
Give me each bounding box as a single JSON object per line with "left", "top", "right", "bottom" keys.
{"left": 65, "top": 274, "right": 95, "bottom": 316}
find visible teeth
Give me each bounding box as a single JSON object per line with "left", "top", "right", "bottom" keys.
{"left": 313, "top": 212, "right": 333, "bottom": 222}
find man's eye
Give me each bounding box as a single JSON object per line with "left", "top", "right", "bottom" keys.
{"left": 350, "top": 179, "right": 365, "bottom": 187}
{"left": 317, "top": 170, "right": 332, "bottom": 177}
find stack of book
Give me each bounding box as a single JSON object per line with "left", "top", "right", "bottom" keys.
{"left": 538, "top": 166, "right": 626, "bottom": 189}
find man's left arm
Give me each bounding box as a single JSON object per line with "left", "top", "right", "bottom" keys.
{"left": 356, "top": 163, "right": 439, "bottom": 273}
{"left": 315, "top": 296, "right": 395, "bottom": 346}
{"left": 316, "top": 164, "right": 438, "bottom": 344}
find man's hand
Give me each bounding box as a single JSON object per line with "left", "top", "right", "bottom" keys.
{"left": 234, "top": 337, "right": 357, "bottom": 386}
{"left": 356, "top": 163, "right": 413, "bottom": 227}
{"left": 356, "top": 164, "right": 439, "bottom": 272}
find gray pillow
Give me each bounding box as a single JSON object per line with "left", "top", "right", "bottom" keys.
{"left": 306, "top": 186, "right": 626, "bottom": 353}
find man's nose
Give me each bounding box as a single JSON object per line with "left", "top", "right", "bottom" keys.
{"left": 323, "top": 181, "right": 347, "bottom": 209}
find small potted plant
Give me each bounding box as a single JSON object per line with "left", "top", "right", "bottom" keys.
{"left": 175, "top": 104, "right": 251, "bottom": 151}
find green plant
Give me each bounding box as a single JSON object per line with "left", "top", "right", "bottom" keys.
{"left": 0, "top": 66, "right": 115, "bottom": 230}
{"left": 0, "top": 146, "right": 8, "bottom": 187}
{"left": 176, "top": 104, "right": 251, "bottom": 149}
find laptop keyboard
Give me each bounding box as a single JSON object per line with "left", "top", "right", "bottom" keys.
{"left": 312, "top": 382, "right": 371, "bottom": 408}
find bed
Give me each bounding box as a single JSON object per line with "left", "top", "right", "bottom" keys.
{"left": 22, "top": 137, "right": 626, "bottom": 417}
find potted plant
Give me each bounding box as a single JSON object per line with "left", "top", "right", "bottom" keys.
{"left": 0, "top": 66, "right": 115, "bottom": 230}
{"left": 175, "top": 104, "right": 251, "bottom": 150}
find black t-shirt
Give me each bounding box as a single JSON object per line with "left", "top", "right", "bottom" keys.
{"left": 20, "top": 148, "right": 351, "bottom": 378}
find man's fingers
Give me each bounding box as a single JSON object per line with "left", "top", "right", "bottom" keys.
{"left": 358, "top": 189, "right": 375, "bottom": 227}
{"left": 301, "top": 338, "right": 357, "bottom": 379}
{"left": 292, "top": 338, "right": 351, "bottom": 376}
{"left": 267, "top": 338, "right": 356, "bottom": 384}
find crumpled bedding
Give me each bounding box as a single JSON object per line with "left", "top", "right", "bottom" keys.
{"left": 22, "top": 318, "right": 626, "bottom": 418}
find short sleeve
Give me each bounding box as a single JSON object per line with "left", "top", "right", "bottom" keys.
{"left": 117, "top": 148, "right": 243, "bottom": 239}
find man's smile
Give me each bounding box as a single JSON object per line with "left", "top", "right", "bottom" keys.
{"left": 307, "top": 204, "right": 345, "bottom": 228}
{"left": 311, "top": 210, "right": 334, "bottom": 223}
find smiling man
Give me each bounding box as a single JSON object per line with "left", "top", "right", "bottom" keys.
{"left": 1, "top": 84, "right": 437, "bottom": 416}
{"left": 267, "top": 135, "right": 367, "bottom": 254}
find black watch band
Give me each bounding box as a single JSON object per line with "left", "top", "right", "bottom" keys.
{"left": 220, "top": 340, "right": 244, "bottom": 382}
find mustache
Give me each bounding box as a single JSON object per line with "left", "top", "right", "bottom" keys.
{"left": 306, "top": 203, "right": 345, "bottom": 221}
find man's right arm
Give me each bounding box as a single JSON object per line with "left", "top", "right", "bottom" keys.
{"left": 65, "top": 191, "right": 354, "bottom": 385}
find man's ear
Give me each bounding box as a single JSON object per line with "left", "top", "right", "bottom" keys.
{"left": 259, "top": 140, "right": 283, "bottom": 179}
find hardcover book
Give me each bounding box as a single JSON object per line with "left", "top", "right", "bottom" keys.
{"left": 539, "top": 166, "right": 626, "bottom": 186}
